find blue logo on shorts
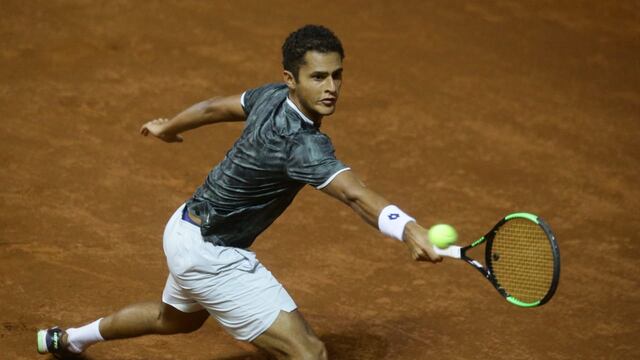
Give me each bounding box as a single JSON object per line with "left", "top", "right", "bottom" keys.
{"left": 388, "top": 213, "right": 400, "bottom": 220}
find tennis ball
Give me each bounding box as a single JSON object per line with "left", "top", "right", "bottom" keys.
{"left": 428, "top": 224, "right": 458, "bottom": 249}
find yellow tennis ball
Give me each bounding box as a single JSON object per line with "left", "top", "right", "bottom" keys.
{"left": 428, "top": 224, "right": 458, "bottom": 248}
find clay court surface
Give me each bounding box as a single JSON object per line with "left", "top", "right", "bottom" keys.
{"left": 1, "top": 1, "right": 639, "bottom": 359}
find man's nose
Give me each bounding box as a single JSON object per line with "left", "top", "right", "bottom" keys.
{"left": 326, "top": 77, "right": 337, "bottom": 93}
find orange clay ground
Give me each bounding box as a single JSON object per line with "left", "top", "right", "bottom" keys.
{"left": 1, "top": 1, "right": 638, "bottom": 359}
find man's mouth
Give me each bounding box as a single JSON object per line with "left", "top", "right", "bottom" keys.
{"left": 320, "top": 98, "right": 337, "bottom": 106}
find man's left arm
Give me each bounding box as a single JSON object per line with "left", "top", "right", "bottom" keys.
{"left": 321, "top": 170, "right": 441, "bottom": 262}
{"left": 140, "top": 94, "right": 245, "bottom": 143}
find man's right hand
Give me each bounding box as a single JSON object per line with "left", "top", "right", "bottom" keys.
{"left": 140, "top": 118, "right": 184, "bottom": 143}
{"left": 403, "top": 222, "right": 443, "bottom": 263}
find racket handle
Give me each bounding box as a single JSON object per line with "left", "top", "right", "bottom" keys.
{"left": 432, "top": 245, "right": 462, "bottom": 259}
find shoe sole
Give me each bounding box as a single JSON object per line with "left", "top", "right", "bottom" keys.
{"left": 36, "top": 329, "right": 48, "bottom": 354}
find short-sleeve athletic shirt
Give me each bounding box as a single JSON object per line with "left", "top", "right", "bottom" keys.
{"left": 185, "top": 83, "right": 350, "bottom": 248}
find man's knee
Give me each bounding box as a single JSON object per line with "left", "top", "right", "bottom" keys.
{"left": 309, "top": 337, "right": 328, "bottom": 360}
{"left": 161, "top": 319, "right": 202, "bottom": 334}
{"left": 289, "top": 336, "right": 327, "bottom": 360}
{"left": 156, "top": 306, "right": 208, "bottom": 334}
{"left": 253, "top": 310, "right": 326, "bottom": 359}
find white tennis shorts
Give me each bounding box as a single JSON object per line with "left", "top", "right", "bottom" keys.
{"left": 161, "top": 204, "right": 297, "bottom": 341}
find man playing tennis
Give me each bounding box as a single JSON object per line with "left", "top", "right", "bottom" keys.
{"left": 37, "top": 24, "right": 440, "bottom": 360}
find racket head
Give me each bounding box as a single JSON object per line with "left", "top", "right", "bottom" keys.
{"left": 484, "top": 213, "right": 560, "bottom": 307}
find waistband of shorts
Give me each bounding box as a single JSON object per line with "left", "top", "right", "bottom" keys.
{"left": 181, "top": 205, "right": 201, "bottom": 227}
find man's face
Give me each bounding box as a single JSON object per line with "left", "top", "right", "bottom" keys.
{"left": 286, "top": 51, "right": 343, "bottom": 123}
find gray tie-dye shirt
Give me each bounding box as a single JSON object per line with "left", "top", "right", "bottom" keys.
{"left": 186, "top": 83, "right": 350, "bottom": 248}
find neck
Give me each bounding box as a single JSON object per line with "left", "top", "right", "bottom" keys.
{"left": 288, "top": 92, "right": 322, "bottom": 127}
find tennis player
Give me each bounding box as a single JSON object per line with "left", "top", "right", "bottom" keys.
{"left": 37, "top": 24, "right": 440, "bottom": 360}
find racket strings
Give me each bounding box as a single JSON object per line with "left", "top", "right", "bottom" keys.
{"left": 490, "top": 219, "right": 554, "bottom": 303}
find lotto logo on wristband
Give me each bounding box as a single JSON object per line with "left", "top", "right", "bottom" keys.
{"left": 379, "top": 205, "right": 415, "bottom": 242}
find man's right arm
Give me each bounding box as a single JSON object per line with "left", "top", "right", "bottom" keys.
{"left": 140, "top": 94, "right": 245, "bottom": 143}
{"left": 322, "top": 170, "right": 441, "bottom": 263}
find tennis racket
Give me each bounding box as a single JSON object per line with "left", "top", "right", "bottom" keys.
{"left": 433, "top": 212, "right": 560, "bottom": 307}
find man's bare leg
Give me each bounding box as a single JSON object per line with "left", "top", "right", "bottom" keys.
{"left": 100, "top": 301, "right": 208, "bottom": 338}
{"left": 252, "top": 310, "right": 327, "bottom": 360}
{"left": 63, "top": 302, "right": 208, "bottom": 353}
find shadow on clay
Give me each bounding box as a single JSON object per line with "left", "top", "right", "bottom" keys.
{"left": 200, "top": 330, "right": 389, "bottom": 360}
{"left": 322, "top": 331, "right": 389, "bottom": 360}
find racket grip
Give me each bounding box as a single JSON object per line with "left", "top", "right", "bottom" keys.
{"left": 432, "top": 245, "right": 462, "bottom": 259}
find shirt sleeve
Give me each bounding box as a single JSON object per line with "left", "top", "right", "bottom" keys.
{"left": 241, "top": 83, "right": 287, "bottom": 116}
{"left": 286, "top": 132, "right": 350, "bottom": 189}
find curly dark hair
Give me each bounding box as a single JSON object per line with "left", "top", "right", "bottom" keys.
{"left": 282, "top": 25, "right": 344, "bottom": 81}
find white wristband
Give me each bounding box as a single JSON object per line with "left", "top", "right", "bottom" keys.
{"left": 378, "top": 205, "right": 415, "bottom": 241}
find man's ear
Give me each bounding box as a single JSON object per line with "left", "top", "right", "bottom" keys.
{"left": 283, "top": 70, "right": 296, "bottom": 90}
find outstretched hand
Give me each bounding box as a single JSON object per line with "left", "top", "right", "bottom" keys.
{"left": 403, "top": 222, "right": 443, "bottom": 263}
{"left": 140, "top": 118, "right": 184, "bottom": 143}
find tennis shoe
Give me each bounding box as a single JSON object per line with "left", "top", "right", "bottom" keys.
{"left": 37, "top": 327, "right": 81, "bottom": 359}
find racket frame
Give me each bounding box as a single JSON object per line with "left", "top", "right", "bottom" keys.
{"left": 433, "top": 212, "right": 560, "bottom": 307}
